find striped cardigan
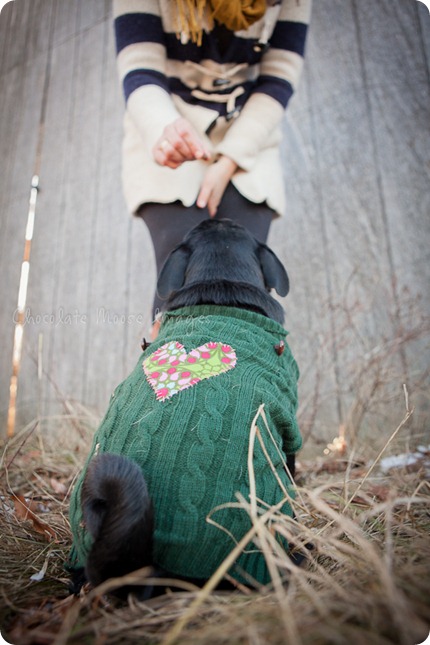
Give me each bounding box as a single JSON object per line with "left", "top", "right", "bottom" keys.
{"left": 113, "top": 0, "right": 311, "bottom": 216}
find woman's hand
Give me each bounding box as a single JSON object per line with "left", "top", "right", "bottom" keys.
{"left": 197, "top": 156, "right": 238, "bottom": 217}
{"left": 153, "top": 117, "right": 211, "bottom": 169}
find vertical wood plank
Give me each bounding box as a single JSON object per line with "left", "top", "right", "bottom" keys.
{"left": 51, "top": 0, "right": 80, "bottom": 46}
{"left": 354, "top": 0, "right": 430, "bottom": 301}
{"left": 18, "top": 29, "right": 80, "bottom": 425}
{"left": 275, "top": 65, "right": 341, "bottom": 442}
{"left": 78, "top": 0, "right": 111, "bottom": 32}
{"left": 26, "top": 0, "right": 53, "bottom": 61}
{"left": 353, "top": 0, "right": 430, "bottom": 427}
{"left": 45, "top": 16, "right": 120, "bottom": 411}
{"left": 82, "top": 14, "right": 135, "bottom": 408}
{"left": 0, "top": 0, "right": 32, "bottom": 72}
{"left": 0, "top": 1, "right": 53, "bottom": 428}
{"left": 125, "top": 221, "right": 156, "bottom": 368}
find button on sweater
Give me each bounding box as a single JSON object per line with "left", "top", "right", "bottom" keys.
{"left": 69, "top": 306, "right": 302, "bottom": 585}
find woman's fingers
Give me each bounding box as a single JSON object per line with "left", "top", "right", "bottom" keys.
{"left": 164, "top": 121, "right": 196, "bottom": 160}
{"left": 153, "top": 118, "right": 211, "bottom": 167}
{"left": 197, "top": 156, "right": 238, "bottom": 216}
{"left": 153, "top": 138, "right": 184, "bottom": 168}
{"left": 174, "top": 119, "right": 211, "bottom": 160}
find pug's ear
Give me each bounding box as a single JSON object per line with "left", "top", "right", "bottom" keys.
{"left": 257, "top": 244, "right": 289, "bottom": 296}
{"left": 156, "top": 245, "right": 191, "bottom": 299}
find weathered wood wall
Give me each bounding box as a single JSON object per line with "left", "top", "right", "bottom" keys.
{"left": 1, "top": 0, "right": 429, "bottom": 450}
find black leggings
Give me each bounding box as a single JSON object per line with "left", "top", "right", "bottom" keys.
{"left": 138, "top": 183, "right": 275, "bottom": 318}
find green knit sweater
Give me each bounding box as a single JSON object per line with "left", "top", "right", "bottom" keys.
{"left": 69, "top": 306, "right": 301, "bottom": 585}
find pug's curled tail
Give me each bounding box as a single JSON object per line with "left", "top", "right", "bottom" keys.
{"left": 81, "top": 453, "right": 154, "bottom": 593}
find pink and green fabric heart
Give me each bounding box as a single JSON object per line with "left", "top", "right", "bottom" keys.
{"left": 143, "top": 341, "right": 237, "bottom": 401}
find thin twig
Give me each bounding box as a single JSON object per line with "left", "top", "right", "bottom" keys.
{"left": 343, "top": 386, "right": 413, "bottom": 513}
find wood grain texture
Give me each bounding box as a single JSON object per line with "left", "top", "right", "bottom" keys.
{"left": 0, "top": 0, "right": 429, "bottom": 447}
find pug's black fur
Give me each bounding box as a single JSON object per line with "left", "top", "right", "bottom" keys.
{"left": 157, "top": 218, "right": 288, "bottom": 323}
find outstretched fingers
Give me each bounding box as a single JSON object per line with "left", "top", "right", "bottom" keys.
{"left": 153, "top": 118, "right": 211, "bottom": 168}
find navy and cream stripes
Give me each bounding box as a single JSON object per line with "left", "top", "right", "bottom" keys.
{"left": 114, "top": 2, "right": 309, "bottom": 112}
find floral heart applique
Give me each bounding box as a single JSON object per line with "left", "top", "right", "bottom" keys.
{"left": 143, "top": 341, "right": 237, "bottom": 401}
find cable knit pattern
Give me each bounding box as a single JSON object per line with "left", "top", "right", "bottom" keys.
{"left": 69, "top": 306, "right": 301, "bottom": 584}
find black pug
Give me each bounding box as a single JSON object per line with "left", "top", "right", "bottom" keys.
{"left": 68, "top": 218, "right": 304, "bottom": 598}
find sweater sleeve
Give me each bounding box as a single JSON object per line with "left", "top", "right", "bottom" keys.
{"left": 214, "top": 0, "right": 312, "bottom": 171}
{"left": 113, "top": 0, "right": 181, "bottom": 145}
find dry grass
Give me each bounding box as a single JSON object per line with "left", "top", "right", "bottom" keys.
{"left": 0, "top": 399, "right": 429, "bottom": 645}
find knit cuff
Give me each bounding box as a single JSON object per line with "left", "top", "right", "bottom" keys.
{"left": 127, "top": 85, "right": 182, "bottom": 148}
{"left": 214, "top": 92, "right": 285, "bottom": 171}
